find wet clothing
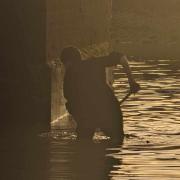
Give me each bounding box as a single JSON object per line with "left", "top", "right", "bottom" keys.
{"left": 63, "top": 53, "right": 124, "bottom": 138}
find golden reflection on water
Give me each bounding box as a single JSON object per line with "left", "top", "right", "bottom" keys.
{"left": 50, "top": 59, "right": 180, "bottom": 180}
{"left": 109, "top": 59, "right": 180, "bottom": 179}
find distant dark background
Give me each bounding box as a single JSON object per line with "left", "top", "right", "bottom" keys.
{"left": 112, "top": 0, "right": 180, "bottom": 59}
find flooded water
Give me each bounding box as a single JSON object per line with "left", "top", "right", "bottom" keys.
{"left": 111, "top": 59, "right": 180, "bottom": 179}
{"left": 49, "top": 59, "right": 180, "bottom": 180}
{"left": 2, "top": 60, "right": 180, "bottom": 180}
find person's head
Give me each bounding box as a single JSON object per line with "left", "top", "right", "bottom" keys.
{"left": 60, "top": 46, "right": 81, "bottom": 67}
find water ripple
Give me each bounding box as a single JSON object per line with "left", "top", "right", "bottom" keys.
{"left": 49, "top": 59, "right": 180, "bottom": 180}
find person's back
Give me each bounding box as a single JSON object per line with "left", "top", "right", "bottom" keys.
{"left": 62, "top": 48, "right": 123, "bottom": 139}
{"left": 61, "top": 47, "right": 140, "bottom": 140}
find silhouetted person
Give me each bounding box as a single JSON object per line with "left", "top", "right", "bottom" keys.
{"left": 61, "top": 47, "right": 140, "bottom": 140}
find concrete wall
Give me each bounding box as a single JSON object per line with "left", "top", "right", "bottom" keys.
{"left": 0, "top": 0, "right": 51, "bottom": 138}
{"left": 0, "top": 0, "right": 113, "bottom": 135}
{"left": 47, "top": 0, "right": 113, "bottom": 127}
{"left": 112, "top": 0, "right": 180, "bottom": 59}
{"left": 47, "top": 0, "right": 112, "bottom": 61}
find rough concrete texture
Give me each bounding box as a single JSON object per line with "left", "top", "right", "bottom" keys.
{"left": 47, "top": 0, "right": 112, "bottom": 61}
{"left": 0, "top": 0, "right": 51, "bottom": 137}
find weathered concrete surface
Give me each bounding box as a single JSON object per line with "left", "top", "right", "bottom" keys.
{"left": 47, "top": 0, "right": 112, "bottom": 61}
{"left": 112, "top": 0, "right": 180, "bottom": 59}
{"left": 0, "top": 0, "right": 51, "bottom": 137}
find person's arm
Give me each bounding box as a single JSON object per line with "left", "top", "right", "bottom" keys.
{"left": 120, "top": 55, "right": 140, "bottom": 93}
{"left": 91, "top": 52, "right": 124, "bottom": 67}
{"left": 91, "top": 52, "right": 140, "bottom": 93}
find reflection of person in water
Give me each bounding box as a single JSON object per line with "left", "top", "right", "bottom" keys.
{"left": 61, "top": 47, "right": 140, "bottom": 140}
{"left": 72, "top": 140, "right": 123, "bottom": 180}
{"left": 52, "top": 139, "right": 124, "bottom": 180}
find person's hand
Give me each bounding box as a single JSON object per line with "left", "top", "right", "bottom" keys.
{"left": 129, "top": 81, "right": 141, "bottom": 94}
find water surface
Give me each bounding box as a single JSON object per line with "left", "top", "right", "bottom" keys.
{"left": 3, "top": 59, "right": 179, "bottom": 180}
{"left": 49, "top": 59, "right": 180, "bottom": 180}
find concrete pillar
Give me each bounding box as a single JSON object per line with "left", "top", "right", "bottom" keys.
{"left": 0, "top": 0, "right": 51, "bottom": 138}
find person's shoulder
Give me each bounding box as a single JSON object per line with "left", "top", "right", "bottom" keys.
{"left": 108, "top": 51, "right": 124, "bottom": 59}
{"left": 85, "top": 57, "right": 97, "bottom": 61}
{"left": 81, "top": 58, "right": 97, "bottom": 65}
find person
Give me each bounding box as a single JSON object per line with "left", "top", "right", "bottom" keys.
{"left": 61, "top": 47, "right": 140, "bottom": 140}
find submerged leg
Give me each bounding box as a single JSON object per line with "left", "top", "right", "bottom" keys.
{"left": 75, "top": 116, "right": 95, "bottom": 139}
{"left": 76, "top": 126, "right": 94, "bottom": 139}
{"left": 103, "top": 107, "right": 124, "bottom": 141}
